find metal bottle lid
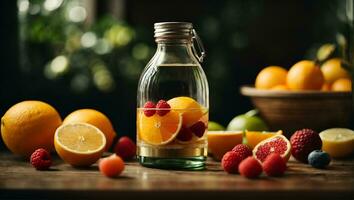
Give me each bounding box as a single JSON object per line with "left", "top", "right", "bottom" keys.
{"left": 154, "top": 22, "right": 206, "bottom": 62}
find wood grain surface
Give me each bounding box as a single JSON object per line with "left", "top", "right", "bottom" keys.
{"left": 0, "top": 151, "right": 353, "bottom": 200}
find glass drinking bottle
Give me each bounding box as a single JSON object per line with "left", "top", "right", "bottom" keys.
{"left": 136, "top": 22, "right": 209, "bottom": 170}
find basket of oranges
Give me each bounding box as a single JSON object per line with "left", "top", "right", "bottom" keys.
{"left": 241, "top": 58, "right": 352, "bottom": 135}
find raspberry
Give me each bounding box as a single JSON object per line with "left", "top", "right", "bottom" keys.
{"left": 263, "top": 153, "right": 287, "bottom": 176}
{"left": 176, "top": 126, "right": 193, "bottom": 141}
{"left": 114, "top": 136, "right": 136, "bottom": 160}
{"left": 143, "top": 101, "right": 156, "bottom": 117}
{"left": 221, "top": 151, "right": 243, "bottom": 174}
{"left": 290, "top": 129, "right": 322, "bottom": 163}
{"left": 156, "top": 100, "right": 171, "bottom": 116}
{"left": 99, "top": 154, "right": 125, "bottom": 178}
{"left": 232, "top": 144, "right": 252, "bottom": 160}
{"left": 239, "top": 156, "right": 263, "bottom": 178}
{"left": 190, "top": 121, "right": 206, "bottom": 137}
{"left": 30, "top": 148, "right": 52, "bottom": 170}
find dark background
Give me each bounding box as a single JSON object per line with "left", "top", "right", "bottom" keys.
{"left": 0, "top": 0, "right": 352, "bottom": 141}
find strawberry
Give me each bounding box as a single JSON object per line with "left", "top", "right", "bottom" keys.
{"left": 290, "top": 129, "right": 322, "bottom": 163}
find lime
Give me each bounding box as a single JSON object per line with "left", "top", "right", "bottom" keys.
{"left": 208, "top": 121, "right": 225, "bottom": 131}
{"left": 227, "top": 110, "right": 269, "bottom": 131}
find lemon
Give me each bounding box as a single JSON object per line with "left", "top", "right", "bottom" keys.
{"left": 54, "top": 123, "right": 106, "bottom": 167}
{"left": 320, "top": 128, "right": 354, "bottom": 158}
{"left": 63, "top": 109, "right": 116, "bottom": 151}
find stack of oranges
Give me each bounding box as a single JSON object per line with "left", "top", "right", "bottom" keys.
{"left": 255, "top": 58, "right": 352, "bottom": 92}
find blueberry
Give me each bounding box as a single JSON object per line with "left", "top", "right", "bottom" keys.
{"left": 308, "top": 150, "right": 331, "bottom": 169}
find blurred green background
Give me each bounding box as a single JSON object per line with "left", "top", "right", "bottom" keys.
{"left": 0, "top": 0, "right": 352, "bottom": 140}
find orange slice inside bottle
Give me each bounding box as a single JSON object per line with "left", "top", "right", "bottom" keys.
{"left": 138, "top": 110, "right": 182, "bottom": 145}
{"left": 167, "top": 96, "right": 204, "bottom": 127}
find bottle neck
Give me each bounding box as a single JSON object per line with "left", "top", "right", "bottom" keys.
{"left": 154, "top": 42, "right": 198, "bottom": 65}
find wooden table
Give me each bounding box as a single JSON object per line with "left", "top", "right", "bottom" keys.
{"left": 0, "top": 151, "right": 353, "bottom": 200}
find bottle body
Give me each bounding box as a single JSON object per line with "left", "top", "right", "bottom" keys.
{"left": 137, "top": 25, "right": 209, "bottom": 170}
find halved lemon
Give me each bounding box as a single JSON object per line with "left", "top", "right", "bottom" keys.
{"left": 246, "top": 130, "right": 283, "bottom": 149}
{"left": 320, "top": 128, "right": 354, "bottom": 158}
{"left": 207, "top": 131, "right": 243, "bottom": 161}
{"left": 138, "top": 110, "right": 182, "bottom": 145}
{"left": 54, "top": 123, "right": 106, "bottom": 167}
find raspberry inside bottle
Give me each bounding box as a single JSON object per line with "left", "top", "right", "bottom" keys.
{"left": 136, "top": 22, "right": 209, "bottom": 170}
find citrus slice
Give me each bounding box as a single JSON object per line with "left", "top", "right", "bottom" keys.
{"left": 138, "top": 110, "right": 182, "bottom": 145}
{"left": 320, "top": 128, "right": 354, "bottom": 158}
{"left": 54, "top": 123, "right": 106, "bottom": 167}
{"left": 246, "top": 130, "right": 283, "bottom": 149}
{"left": 253, "top": 135, "right": 291, "bottom": 162}
{"left": 63, "top": 109, "right": 116, "bottom": 151}
{"left": 207, "top": 131, "right": 243, "bottom": 161}
{"left": 167, "top": 96, "right": 204, "bottom": 127}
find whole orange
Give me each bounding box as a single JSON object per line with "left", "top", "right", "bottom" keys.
{"left": 271, "top": 84, "right": 289, "bottom": 91}
{"left": 331, "top": 78, "right": 352, "bottom": 92}
{"left": 63, "top": 109, "right": 116, "bottom": 151}
{"left": 321, "top": 58, "right": 350, "bottom": 84}
{"left": 287, "top": 60, "right": 324, "bottom": 90}
{"left": 321, "top": 83, "right": 332, "bottom": 91}
{"left": 1, "top": 101, "right": 62, "bottom": 157}
{"left": 255, "top": 66, "right": 288, "bottom": 89}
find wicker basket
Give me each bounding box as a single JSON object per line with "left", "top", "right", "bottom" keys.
{"left": 241, "top": 86, "right": 353, "bottom": 137}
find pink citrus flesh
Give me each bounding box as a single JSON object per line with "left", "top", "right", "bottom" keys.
{"left": 253, "top": 135, "right": 291, "bottom": 162}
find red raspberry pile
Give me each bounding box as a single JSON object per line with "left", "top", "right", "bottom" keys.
{"left": 221, "top": 144, "right": 252, "bottom": 174}
{"left": 221, "top": 144, "right": 287, "bottom": 179}
{"left": 143, "top": 100, "right": 171, "bottom": 117}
